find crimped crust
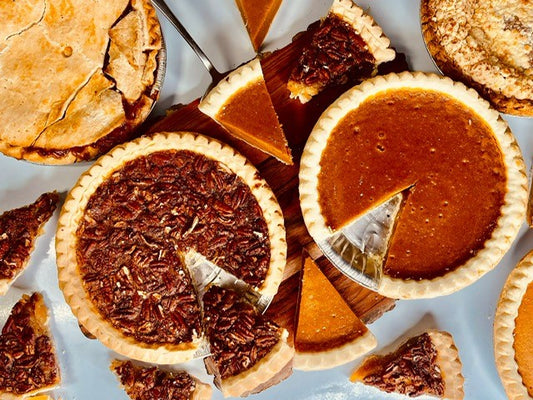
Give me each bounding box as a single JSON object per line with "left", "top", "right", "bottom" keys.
{"left": 494, "top": 250, "right": 533, "bottom": 400}
{"left": 294, "top": 330, "right": 376, "bottom": 371}
{"left": 427, "top": 330, "right": 464, "bottom": 400}
{"left": 56, "top": 131, "right": 286, "bottom": 364}
{"left": 299, "top": 71, "right": 527, "bottom": 299}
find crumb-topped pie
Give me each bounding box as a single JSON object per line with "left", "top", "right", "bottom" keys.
{"left": 0, "top": 0, "right": 163, "bottom": 164}
{"left": 235, "top": 0, "right": 282, "bottom": 52}
{"left": 56, "top": 131, "right": 286, "bottom": 364}
{"left": 299, "top": 72, "right": 527, "bottom": 299}
{"left": 421, "top": 0, "right": 533, "bottom": 116}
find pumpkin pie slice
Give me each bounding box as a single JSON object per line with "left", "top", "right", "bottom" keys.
{"left": 494, "top": 250, "right": 533, "bottom": 399}
{"left": 0, "top": 293, "right": 61, "bottom": 398}
{"left": 56, "top": 131, "right": 286, "bottom": 364}
{"left": 235, "top": 0, "right": 282, "bottom": 52}
{"left": 351, "top": 330, "right": 464, "bottom": 399}
{"left": 294, "top": 254, "right": 376, "bottom": 370}
{"left": 287, "top": 0, "right": 396, "bottom": 103}
{"left": 111, "top": 360, "right": 212, "bottom": 400}
{"left": 202, "top": 285, "right": 294, "bottom": 398}
{"left": 198, "top": 58, "right": 292, "bottom": 165}
{"left": 0, "top": 192, "right": 59, "bottom": 295}
{"left": 299, "top": 71, "right": 527, "bottom": 299}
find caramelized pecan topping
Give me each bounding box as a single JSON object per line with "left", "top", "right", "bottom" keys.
{"left": 203, "top": 286, "right": 281, "bottom": 379}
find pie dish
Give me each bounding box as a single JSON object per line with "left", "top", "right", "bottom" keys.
{"left": 55, "top": 131, "right": 286, "bottom": 364}
{"left": 235, "top": 0, "right": 282, "bottom": 51}
{"left": 198, "top": 58, "right": 292, "bottom": 164}
{"left": 0, "top": 0, "right": 164, "bottom": 164}
{"left": 0, "top": 293, "right": 61, "bottom": 398}
{"left": 351, "top": 330, "right": 464, "bottom": 399}
{"left": 421, "top": 0, "right": 533, "bottom": 117}
{"left": 0, "top": 192, "right": 59, "bottom": 296}
{"left": 494, "top": 250, "right": 533, "bottom": 399}
{"left": 202, "top": 285, "right": 294, "bottom": 398}
{"left": 111, "top": 360, "right": 212, "bottom": 400}
{"left": 287, "top": 0, "right": 396, "bottom": 103}
{"left": 299, "top": 71, "right": 527, "bottom": 299}
{"left": 294, "top": 254, "right": 376, "bottom": 370}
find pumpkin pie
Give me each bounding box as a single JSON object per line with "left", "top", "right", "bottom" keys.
{"left": 351, "top": 330, "right": 464, "bottom": 399}
{"left": 202, "top": 285, "right": 294, "bottom": 398}
{"left": 299, "top": 71, "right": 527, "bottom": 299}
{"left": 0, "top": 293, "right": 61, "bottom": 398}
{"left": 111, "top": 360, "right": 212, "bottom": 400}
{"left": 55, "top": 131, "right": 286, "bottom": 364}
{"left": 198, "top": 58, "right": 292, "bottom": 165}
{"left": 0, "top": 0, "right": 163, "bottom": 164}
{"left": 235, "top": 0, "right": 282, "bottom": 52}
{"left": 494, "top": 250, "right": 533, "bottom": 399}
{"left": 294, "top": 254, "right": 376, "bottom": 370}
{"left": 0, "top": 192, "right": 59, "bottom": 296}
{"left": 421, "top": 0, "right": 533, "bottom": 116}
{"left": 287, "top": 0, "right": 396, "bottom": 103}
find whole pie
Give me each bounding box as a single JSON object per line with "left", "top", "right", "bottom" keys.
{"left": 421, "top": 0, "right": 533, "bottom": 116}
{"left": 235, "top": 0, "right": 282, "bottom": 51}
{"left": 55, "top": 131, "right": 286, "bottom": 364}
{"left": 294, "top": 254, "right": 376, "bottom": 370}
{"left": 299, "top": 71, "right": 527, "bottom": 299}
{"left": 0, "top": 0, "right": 163, "bottom": 164}
{"left": 494, "top": 250, "right": 533, "bottom": 399}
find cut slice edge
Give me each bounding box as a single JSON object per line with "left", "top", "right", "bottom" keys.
{"left": 234, "top": 0, "right": 283, "bottom": 51}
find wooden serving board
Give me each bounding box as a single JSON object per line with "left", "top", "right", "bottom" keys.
{"left": 149, "top": 24, "right": 407, "bottom": 342}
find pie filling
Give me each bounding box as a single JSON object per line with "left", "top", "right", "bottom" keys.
{"left": 318, "top": 88, "right": 507, "bottom": 280}
{"left": 76, "top": 149, "right": 271, "bottom": 345}
{"left": 514, "top": 281, "right": 533, "bottom": 396}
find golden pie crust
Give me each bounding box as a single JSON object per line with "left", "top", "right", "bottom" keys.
{"left": 494, "top": 250, "right": 533, "bottom": 399}
{"left": 421, "top": 0, "right": 533, "bottom": 116}
{"left": 299, "top": 71, "right": 527, "bottom": 299}
{"left": 55, "top": 131, "right": 286, "bottom": 364}
{"left": 0, "top": 0, "right": 163, "bottom": 164}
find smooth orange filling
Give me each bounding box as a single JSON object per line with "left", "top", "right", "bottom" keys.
{"left": 235, "top": 0, "right": 282, "bottom": 51}
{"left": 318, "top": 88, "right": 506, "bottom": 280}
{"left": 515, "top": 281, "right": 533, "bottom": 396}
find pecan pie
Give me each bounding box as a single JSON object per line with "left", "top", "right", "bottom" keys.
{"left": 287, "top": 0, "right": 396, "bottom": 103}
{"left": 235, "top": 0, "right": 282, "bottom": 51}
{"left": 55, "top": 131, "right": 286, "bottom": 364}
{"left": 294, "top": 254, "right": 376, "bottom": 370}
{"left": 199, "top": 58, "right": 292, "bottom": 165}
{"left": 421, "top": 0, "right": 533, "bottom": 116}
{"left": 299, "top": 72, "right": 527, "bottom": 299}
{"left": 351, "top": 330, "right": 464, "bottom": 399}
{"left": 0, "top": 192, "right": 58, "bottom": 296}
{"left": 111, "top": 360, "right": 212, "bottom": 400}
{"left": 0, "top": 0, "right": 163, "bottom": 164}
{"left": 202, "top": 285, "right": 294, "bottom": 398}
{"left": 0, "top": 293, "right": 61, "bottom": 398}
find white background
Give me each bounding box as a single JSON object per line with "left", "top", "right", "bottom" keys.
{"left": 1, "top": 0, "right": 533, "bottom": 399}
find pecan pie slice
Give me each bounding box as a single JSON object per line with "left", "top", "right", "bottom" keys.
{"left": 0, "top": 293, "right": 61, "bottom": 398}
{"left": 202, "top": 285, "right": 294, "bottom": 397}
{"left": 0, "top": 192, "right": 58, "bottom": 295}
{"left": 287, "top": 0, "right": 395, "bottom": 103}
{"left": 351, "top": 331, "right": 464, "bottom": 399}
{"left": 111, "top": 360, "right": 212, "bottom": 400}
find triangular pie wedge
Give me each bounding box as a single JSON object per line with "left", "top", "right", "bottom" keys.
{"left": 234, "top": 0, "right": 282, "bottom": 51}
{"left": 294, "top": 254, "right": 376, "bottom": 370}
{"left": 0, "top": 293, "right": 61, "bottom": 398}
{"left": 351, "top": 330, "right": 464, "bottom": 399}
{"left": 111, "top": 360, "right": 212, "bottom": 400}
{"left": 202, "top": 285, "right": 294, "bottom": 398}
{"left": 0, "top": 192, "right": 59, "bottom": 295}
{"left": 198, "top": 58, "right": 293, "bottom": 165}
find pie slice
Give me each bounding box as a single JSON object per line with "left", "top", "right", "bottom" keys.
{"left": 0, "top": 192, "right": 59, "bottom": 295}
{"left": 234, "top": 0, "right": 282, "bottom": 51}
{"left": 198, "top": 58, "right": 292, "bottom": 165}
{"left": 287, "top": 0, "right": 396, "bottom": 103}
{"left": 0, "top": 293, "right": 61, "bottom": 398}
{"left": 111, "top": 360, "right": 212, "bottom": 400}
{"left": 294, "top": 254, "right": 376, "bottom": 370}
{"left": 351, "top": 330, "right": 464, "bottom": 399}
{"left": 202, "top": 285, "right": 294, "bottom": 398}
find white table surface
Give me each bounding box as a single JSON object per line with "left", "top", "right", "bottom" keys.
{"left": 1, "top": 1, "right": 532, "bottom": 399}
